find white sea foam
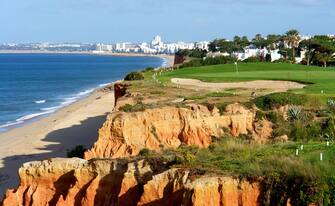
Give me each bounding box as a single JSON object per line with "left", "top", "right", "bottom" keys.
{"left": 77, "top": 89, "right": 94, "bottom": 96}
{"left": 99, "top": 83, "right": 110, "bottom": 87}
{"left": 1, "top": 81, "right": 115, "bottom": 132}
{"left": 61, "top": 97, "right": 77, "bottom": 106}
{"left": 35, "top": 100, "right": 46, "bottom": 104}
{"left": 40, "top": 106, "right": 61, "bottom": 111}
{"left": 15, "top": 110, "right": 54, "bottom": 122}
{"left": 0, "top": 121, "right": 24, "bottom": 129}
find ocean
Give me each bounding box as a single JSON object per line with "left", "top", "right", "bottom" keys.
{"left": 0, "top": 53, "right": 164, "bottom": 132}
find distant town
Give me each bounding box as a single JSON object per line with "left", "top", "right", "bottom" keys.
{"left": 0, "top": 35, "right": 209, "bottom": 55}
{"left": 1, "top": 33, "right": 334, "bottom": 65}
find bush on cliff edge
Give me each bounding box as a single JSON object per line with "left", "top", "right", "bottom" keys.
{"left": 124, "top": 71, "right": 144, "bottom": 81}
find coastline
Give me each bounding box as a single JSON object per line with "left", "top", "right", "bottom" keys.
{"left": 0, "top": 54, "right": 174, "bottom": 195}
{"left": 0, "top": 50, "right": 175, "bottom": 66}
{"left": 0, "top": 53, "right": 174, "bottom": 132}
{"left": 0, "top": 85, "right": 115, "bottom": 194}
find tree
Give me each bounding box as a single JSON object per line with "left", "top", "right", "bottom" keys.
{"left": 208, "top": 39, "right": 237, "bottom": 55}
{"left": 233, "top": 36, "right": 241, "bottom": 43}
{"left": 315, "top": 52, "right": 333, "bottom": 67}
{"left": 283, "top": 29, "right": 301, "bottom": 60}
{"left": 266, "top": 34, "right": 281, "bottom": 50}
{"left": 254, "top": 34, "right": 263, "bottom": 41}
{"left": 240, "top": 36, "right": 250, "bottom": 48}
{"left": 232, "top": 36, "right": 249, "bottom": 52}
{"left": 176, "top": 48, "right": 207, "bottom": 58}
{"left": 299, "top": 39, "right": 314, "bottom": 66}
{"left": 252, "top": 34, "right": 268, "bottom": 49}
{"left": 300, "top": 35, "right": 335, "bottom": 67}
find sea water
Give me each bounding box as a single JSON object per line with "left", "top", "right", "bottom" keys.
{"left": 0, "top": 53, "right": 164, "bottom": 132}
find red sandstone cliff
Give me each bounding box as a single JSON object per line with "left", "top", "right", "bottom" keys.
{"left": 84, "top": 103, "right": 272, "bottom": 159}
{"left": 2, "top": 158, "right": 263, "bottom": 206}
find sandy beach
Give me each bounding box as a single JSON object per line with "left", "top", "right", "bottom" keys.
{"left": 0, "top": 86, "right": 115, "bottom": 194}
{"left": 0, "top": 54, "right": 174, "bottom": 195}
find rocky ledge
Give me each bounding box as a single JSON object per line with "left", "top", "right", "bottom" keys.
{"left": 84, "top": 103, "right": 273, "bottom": 159}
{"left": 2, "top": 158, "right": 262, "bottom": 206}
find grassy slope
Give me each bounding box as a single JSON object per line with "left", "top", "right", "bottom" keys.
{"left": 158, "top": 63, "right": 335, "bottom": 95}
{"left": 182, "top": 139, "right": 335, "bottom": 180}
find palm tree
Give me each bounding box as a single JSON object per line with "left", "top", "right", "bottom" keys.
{"left": 315, "top": 52, "right": 334, "bottom": 67}
{"left": 283, "top": 29, "right": 301, "bottom": 60}
{"left": 266, "top": 34, "right": 280, "bottom": 51}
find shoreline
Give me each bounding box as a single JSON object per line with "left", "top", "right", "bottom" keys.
{"left": 0, "top": 53, "right": 174, "bottom": 133}
{"left": 0, "top": 54, "right": 174, "bottom": 195}
{"left": 0, "top": 50, "right": 175, "bottom": 65}
{"left": 0, "top": 84, "right": 116, "bottom": 194}
{"left": 0, "top": 82, "right": 115, "bottom": 133}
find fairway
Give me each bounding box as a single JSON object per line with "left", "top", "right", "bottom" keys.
{"left": 159, "top": 63, "right": 335, "bottom": 95}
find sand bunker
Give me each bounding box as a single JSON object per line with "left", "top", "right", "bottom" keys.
{"left": 171, "top": 78, "right": 305, "bottom": 92}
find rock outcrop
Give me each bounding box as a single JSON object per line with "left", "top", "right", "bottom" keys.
{"left": 2, "top": 158, "right": 169, "bottom": 206}
{"left": 114, "top": 83, "right": 129, "bottom": 107}
{"left": 2, "top": 158, "right": 264, "bottom": 206}
{"left": 85, "top": 103, "right": 273, "bottom": 159}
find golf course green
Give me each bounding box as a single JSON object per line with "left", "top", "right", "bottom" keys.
{"left": 159, "top": 63, "right": 335, "bottom": 95}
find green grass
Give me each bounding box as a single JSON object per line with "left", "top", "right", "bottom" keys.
{"left": 158, "top": 63, "right": 335, "bottom": 95}
{"left": 176, "top": 138, "right": 335, "bottom": 180}
{"left": 186, "top": 91, "right": 234, "bottom": 100}
{"left": 174, "top": 138, "right": 335, "bottom": 204}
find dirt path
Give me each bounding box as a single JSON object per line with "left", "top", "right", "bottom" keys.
{"left": 171, "top": 78, "right": 305, "bottom": 92}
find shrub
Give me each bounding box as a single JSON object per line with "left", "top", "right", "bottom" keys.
{"left": 327, "top": 99, "right": 335, "bottom": 112}
{"left": 273, "top": 58, "right": 292, "bottom": 63}
{"left": 119, "top": 102, "right": 146, "bottom": 112}
{"left": 188, "top": 92, "right": 233, "bottom": 100}
{"left": 179, "top": 56, "right": 238, "bottom": 69}
{"left": 323, "top": 115, "right": 335, "bottom": 141}
{"left": 256, "top": 110, "right": 266, "bottom": 120}
{"left": 287, "top": 105, "right": 303, "bottom": 121}
{"left": 179, "top": 59, "right": 202, "bottom": 68}
{"left": 289, "top": 121, "right": 309, "bottom": 141}
{"left": 243, "top": 56, "right": 261, "bottom": 63}
{"left": 266, "top": 111, "right": 280, "bottom": 124}
{"left": 254, "top": 93, "right": 307, "bottom": 110}
{"left": 307, "top": 121, "right": 322, "bottom": 140}
{"left": 67, "top": 145, "right": 87, "bottom": 158}
{"left": 139, "top": 148, "right": 151, "bottom": 157}
{"left": 142, "top": 67, "right": 155, "bottom": 72}
{"left": 216, "top": 103, "right": 228, "bottom": 115}
{"left": 124, "top": 71, "right": 144, "bottom": 81}
{"left": 202, "top": 56, "right": 237, "bottom": 65}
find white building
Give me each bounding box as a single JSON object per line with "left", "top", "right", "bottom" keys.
{"left": 195, "top": 41, "right": 209, "bottom": 50}
{"left": 95, "top": 44, "right": 113, "bottom": 52}
{"left": 115, "top": 42, "right": 140, "bottom": 52}
{"left": 110, "top": 36, "right": 210, "bottom": 54}
{"left": 151, "top": 35, "right": 163, "bottom": 48}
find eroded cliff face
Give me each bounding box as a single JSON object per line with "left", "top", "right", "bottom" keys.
{"left": 1, "top": 84, "right": 276, "bottom": 206}
{"left": 84, "top": 103, "right": 272, "bottom": 159}
{"left": 2, "top": 158, "right": 169, "bottom": 206}
{"left": 2, "top": 158, "right": 263, "bottom": 206}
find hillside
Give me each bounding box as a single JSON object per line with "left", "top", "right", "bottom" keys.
{"left": 2, "top": 63, "right": 335, "bottom": 206}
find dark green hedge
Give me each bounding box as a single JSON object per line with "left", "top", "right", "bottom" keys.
{"left": 254, "top": 92, "right": 307, "bottom": 110}
{"left": 124, "top": 71, "right": 144, "bottom": 81}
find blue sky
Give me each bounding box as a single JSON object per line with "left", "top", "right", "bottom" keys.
{"left": 0, "top": 0, "right": 334, "bottom": 43}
